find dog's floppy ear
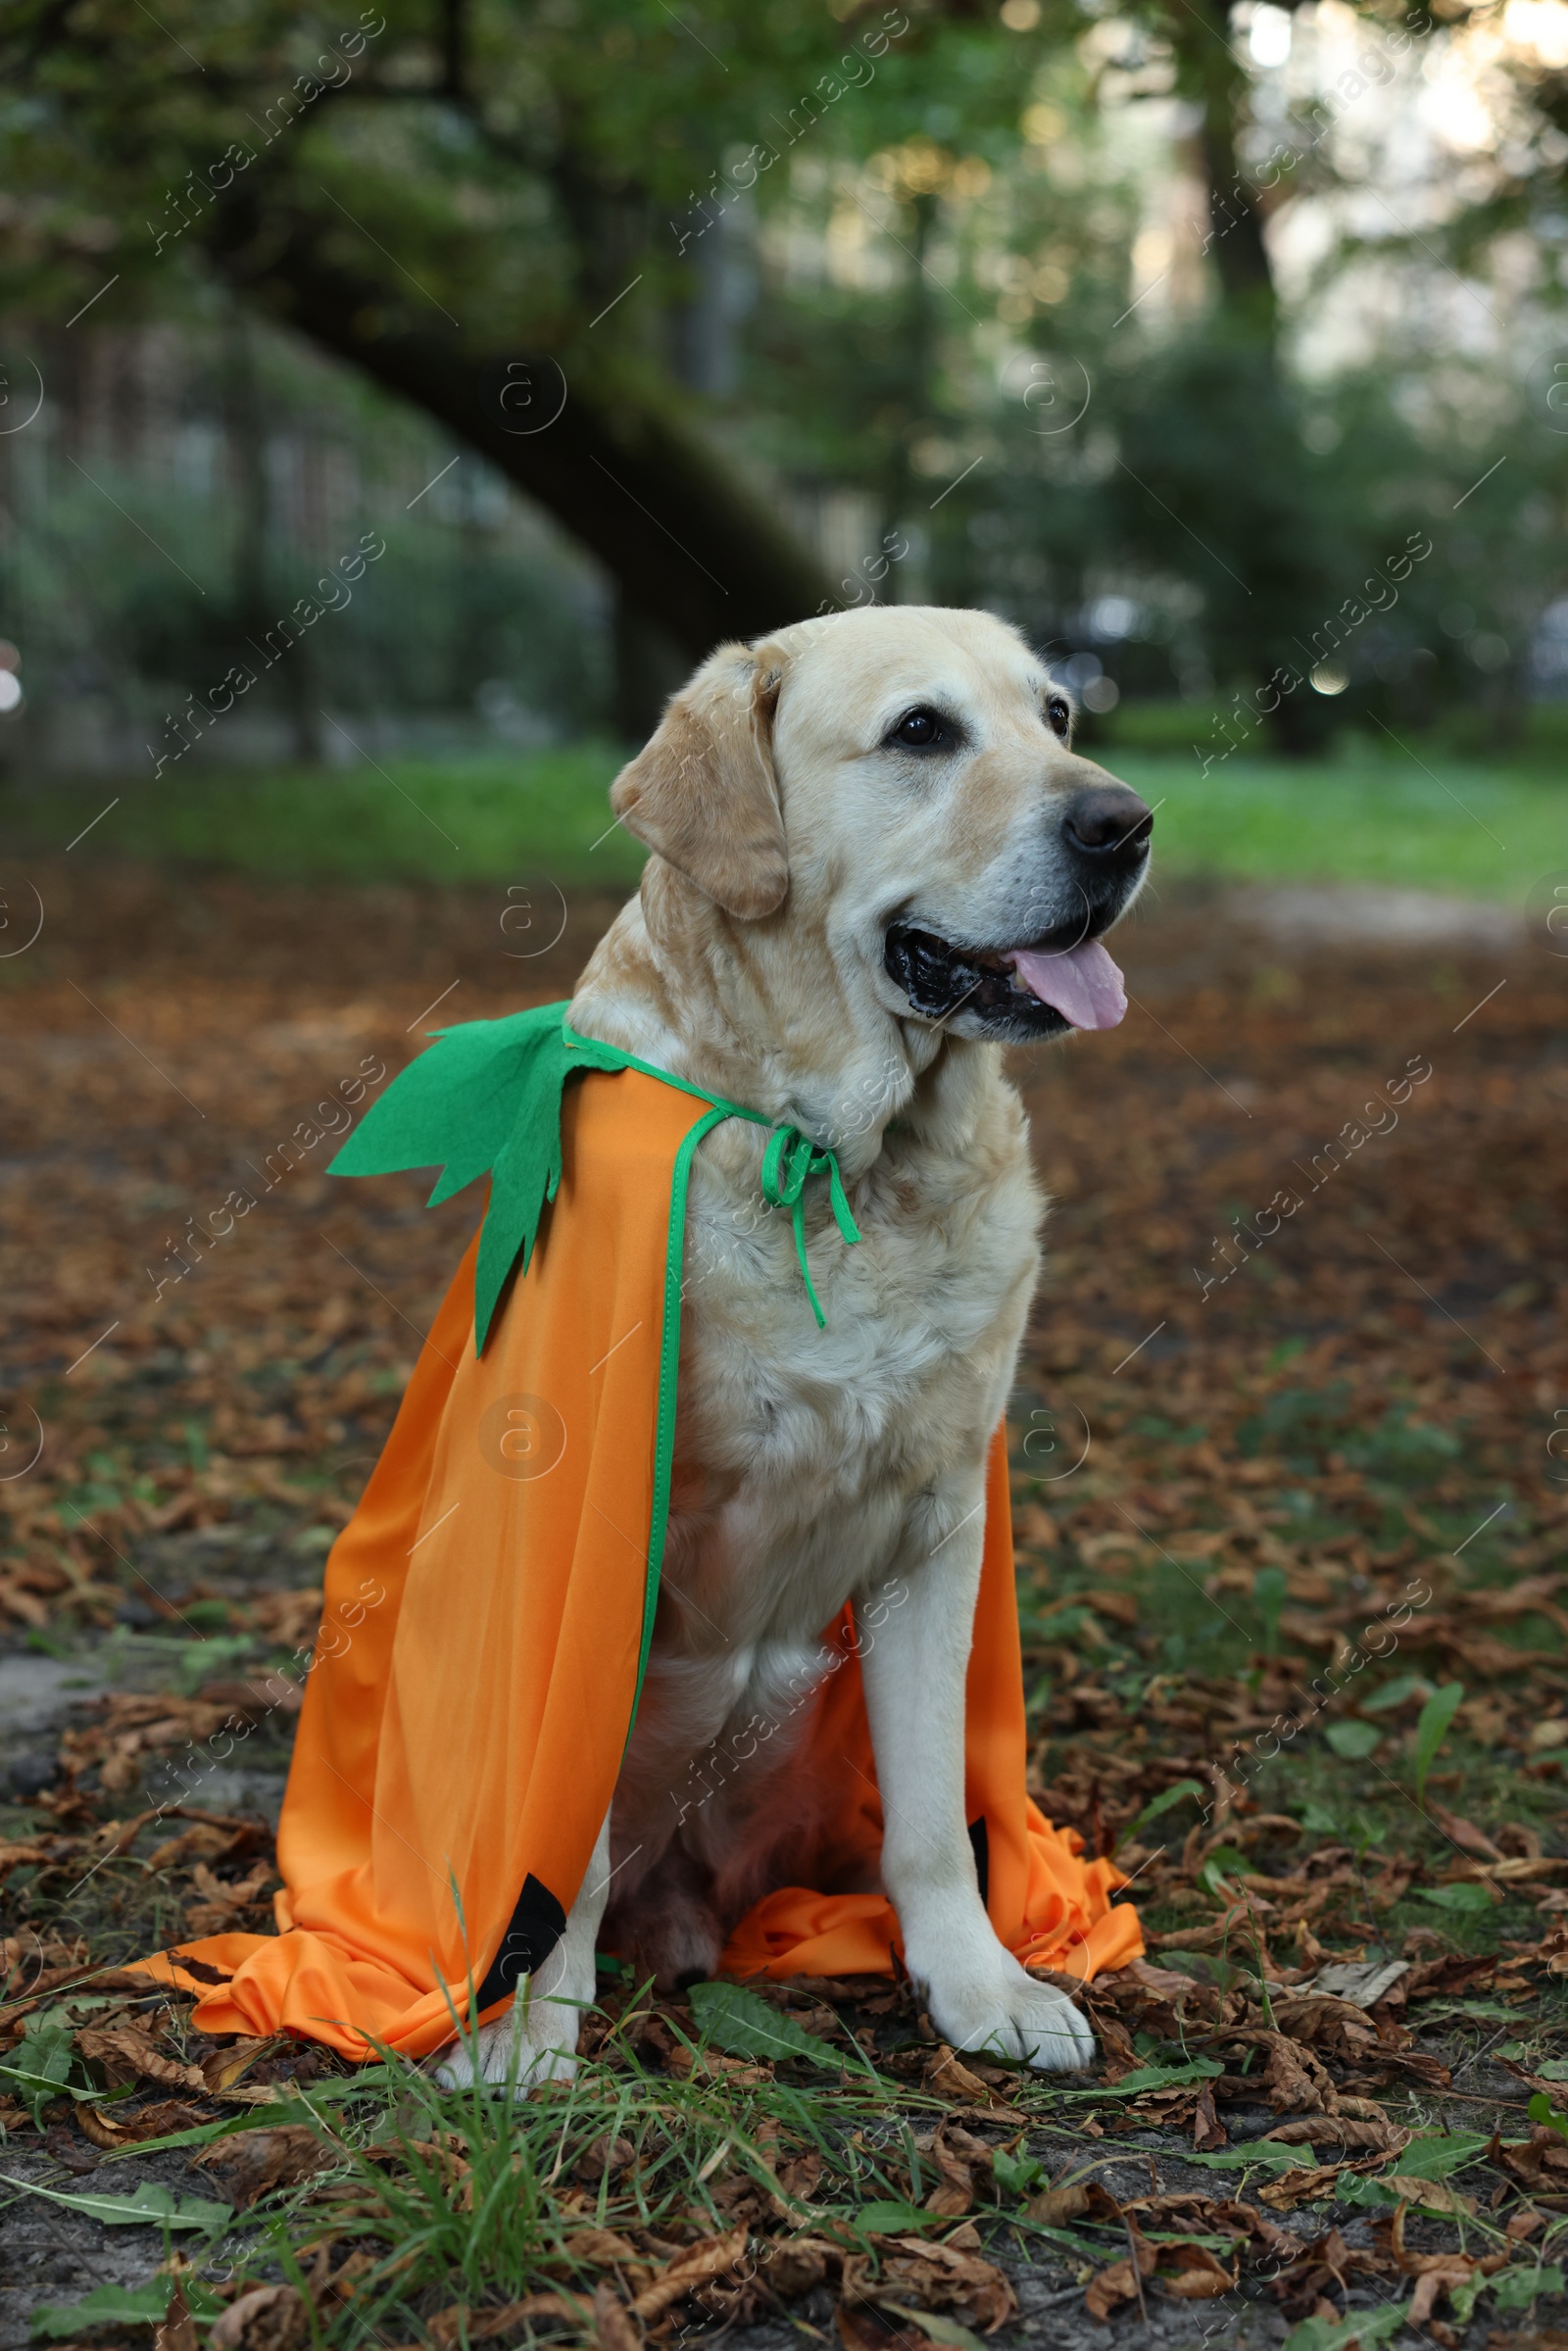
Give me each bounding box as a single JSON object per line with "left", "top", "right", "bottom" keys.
{"left": 609, "top": 643, "right": 788, "bottom": 919}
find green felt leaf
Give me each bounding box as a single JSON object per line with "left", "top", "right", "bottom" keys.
{"left": 327, "top": 1004, "right": 626, "bottom": 1352}
{"left": 1324, "top": 1719, "right": 1381, "bottom": 1759}
{"left": 687, "top": 1981, "right": 839, "bottom": 2070}
{"left": 1, "top": 2175, "right": 231, "bottom": 2232}
{"left": 329, "top": 1004, "right": 555, "bottom": 1190}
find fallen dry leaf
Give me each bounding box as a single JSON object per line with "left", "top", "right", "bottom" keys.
{"left": 838, "top": 2306, "right": 927, "bottom": 2351}
{"left": 664, "top": 2047, "right": 769, "bottom": 2087}
{"left": 760, "top": 2238, "right": 832, "bottom": 2299}
{"left": 776, "top": 2149, "right": 825, "bottom": 2205}
{"left": 77, "top": 2097, "right": 212, "bottom": 2150}
{"left": 196, "top": 2126, "right": 337, "bottom": 2206}
{"left": 1385, "top": 2175, "right": 1477, "bottom": 2218}
{"left": 209, "top": 2284, "right": 313, "bottom": 2351}
{"left": 563, "top": 2229, "right": 643, "bottom": 2266}
{"left": 1268, "top": 2225, "right": 1396, "bottom": 2322}
{"left": 1260, "top": 2031, "right": 1339, "bottom": 2115}
{"left": 75, "top": 2023, "right": 206, "bottom": 2094}
{"left": 1161, "top": 2244, "right": 1236, "bottom": 2300}
{"left": 1027, "top": 2177, "right": 1124, "bottom": 2230}
{"left": 924, "top": 2046, "right": 1003, "bottom": 2107}
{"left": 428, "top": 2296, "right": 576, "bottom": 2344}
{"left": 917, "top": 2120, "right": 994, "bottom": 2217}
{"left": 1266, "top": 2116, "right": 1411, "bottom": 2154}
{"left": 845, "top": 2236, "right": 1014, "bottom": 2333}
{"left": 591, "top": 2281, "right": 643, "bottom": 2351}
{"left": 184, "top": 1860, "right": 277, "bottom": 1937}
{"left": 1258, "top": 2165, "right": 1347, "bottom": 2211}
{"left": 199, "top": 2035, "right": 279, "bottom": 2093}
{"left": 630, "top": 2229, "right": 749, "bottom": 2323}
{"left": 575, "top": 2133, "right": 634, "bottom": 2182}
{"left": 1194, "top": 2082, "right": 1227, "bottom": 2150}
{"left": 1084, "top": 2232, "right": 1152, "bottom": 2324}
{"left": 156, "top": 2263, "right": 200, "bottom": 2351}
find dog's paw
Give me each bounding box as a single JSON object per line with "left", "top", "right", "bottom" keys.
{"left": 929, "top": 1969, "right": 1096, "bottom": 2074}
{"left": 434, "top": 1998, "right": 582, "bottom": 2095}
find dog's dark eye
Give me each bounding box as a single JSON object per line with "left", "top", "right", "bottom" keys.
{"left": 1046, "top": 695, "right": 1071, "bottom": 742}
{"left": 889, "top": 707, "right": 947, "bottom": 750}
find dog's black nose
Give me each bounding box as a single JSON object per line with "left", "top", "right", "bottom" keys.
{"left": 1062, "top": 786, "right": 1153, "bottom": 859}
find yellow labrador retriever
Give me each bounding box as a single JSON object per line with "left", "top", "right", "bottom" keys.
{"left": 442, "top": 605, "right": 1151, "bottom": 2088}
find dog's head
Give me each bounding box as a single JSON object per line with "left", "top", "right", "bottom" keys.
{"left": 610, "top": 606, "right": 1152, "bottom": 1045}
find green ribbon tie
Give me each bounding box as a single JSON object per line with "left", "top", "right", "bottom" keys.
{"left": 760, "top": 1125, "right": 861, "bottom": 1329}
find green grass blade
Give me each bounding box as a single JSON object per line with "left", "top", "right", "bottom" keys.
{"left": 1413, "top": 1680, "right": 1465, "bottom": 1808}
{"left": 1252, "top": 1565, "right": 1288, "bottom": 1657}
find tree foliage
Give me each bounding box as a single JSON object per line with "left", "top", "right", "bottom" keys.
{"left": 1, "top": 0, "right": 1563, "bottom": 737}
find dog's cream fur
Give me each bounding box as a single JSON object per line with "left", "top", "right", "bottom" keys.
{"left": 438, "top": 607, "right": 1150, "bottom": 2091}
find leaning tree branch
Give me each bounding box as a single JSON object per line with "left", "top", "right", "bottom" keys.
{"left": 206, "top": 198, "right": 832, "bottom": 659}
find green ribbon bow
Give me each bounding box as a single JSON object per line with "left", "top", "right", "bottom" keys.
{"left": 329, "top": 1002, "right": 863, "bottom": 1349}
{"left": 760, "top": 1125, "right": 862, "bottom": 1329}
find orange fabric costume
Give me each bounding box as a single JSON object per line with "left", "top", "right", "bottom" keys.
{"left": 134, "top": 1008, "right": 1141, "bottom": 2057}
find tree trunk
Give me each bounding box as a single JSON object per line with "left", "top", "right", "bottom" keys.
{"left": 1165, "top": 0, "right": 1277, "bottom": 337}
{"left": 221, "top": 311, "right": 319, "bottom": 764}
{"left": 1158, "top": 0, "right": 1336, "bottom": 749}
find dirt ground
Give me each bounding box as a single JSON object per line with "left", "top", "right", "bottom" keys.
{"left": 2, "top": 851, "right": 1567, "bottom": 2351}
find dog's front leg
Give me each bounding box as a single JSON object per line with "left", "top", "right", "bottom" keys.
{"left": 435, "top": 1810, "right": 611, "bottom": 2094}
{"left": 858, "top": 1511, "right": 1095, "bottom": 2073}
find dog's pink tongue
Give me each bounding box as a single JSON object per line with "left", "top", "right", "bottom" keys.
{"left": 1007, "top": 939, "right": 1127, "bottom": 1031}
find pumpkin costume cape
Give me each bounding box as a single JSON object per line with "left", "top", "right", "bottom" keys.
{"left": 134, "top": 1006, "right": 1141, "bottom": 2057}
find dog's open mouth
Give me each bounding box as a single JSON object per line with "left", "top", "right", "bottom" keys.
{"left": 884, "top": 921, "right": 1128, "bottom": 1038}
